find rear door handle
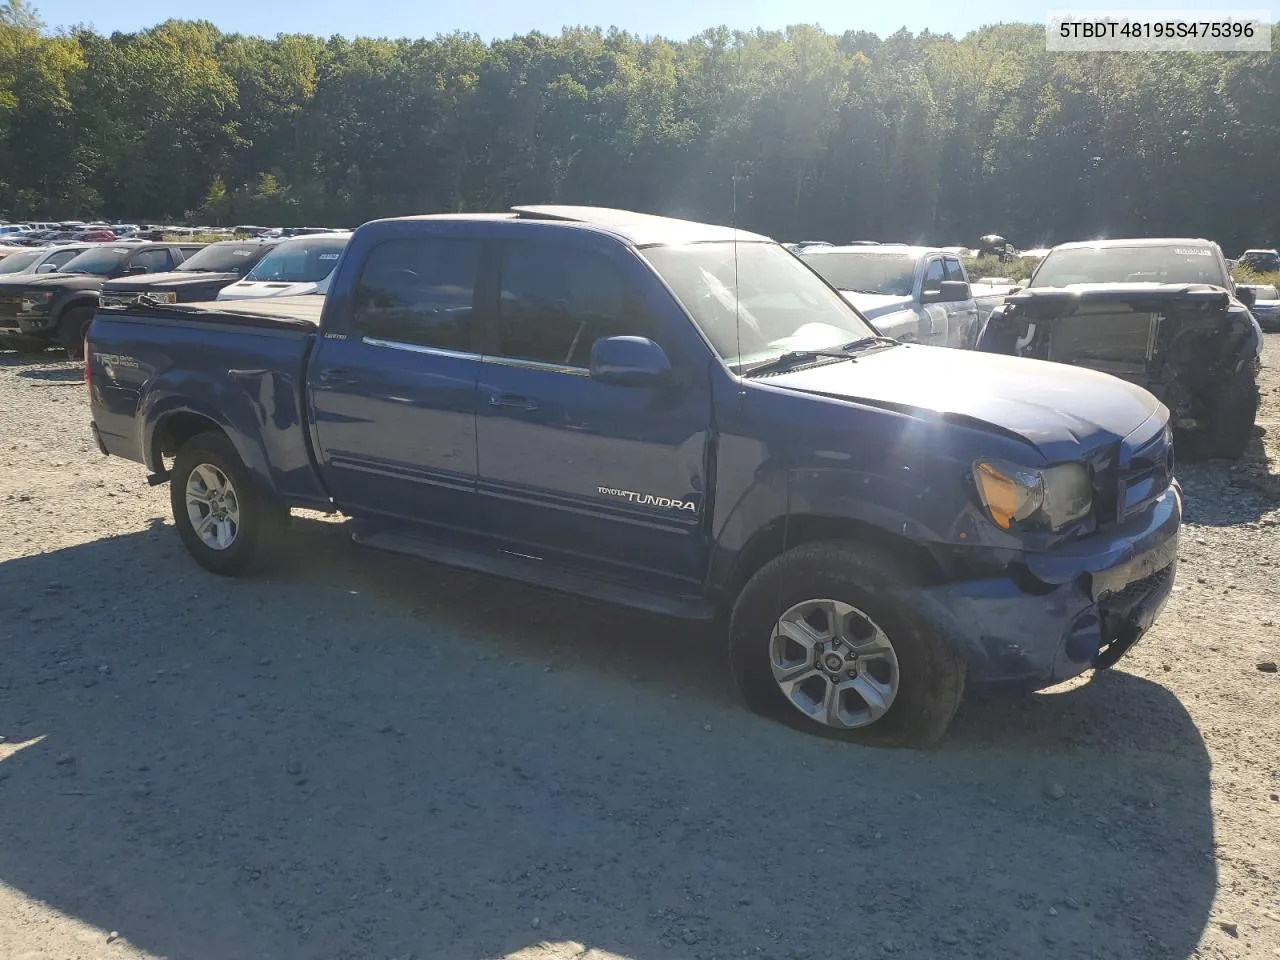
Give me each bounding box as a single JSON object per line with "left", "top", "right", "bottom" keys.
{"left": 488, "top": 393, "right": 539, "bottom": 411}
{"left": 319, "top": 368, "right": 358, "bottom": 385}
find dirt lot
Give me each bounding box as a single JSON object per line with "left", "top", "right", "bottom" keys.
{"left": 1, "top": 341, "right": 1277, "bottom": 960}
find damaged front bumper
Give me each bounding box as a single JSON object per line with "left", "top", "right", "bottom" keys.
{"left": 907, "top": 481, "right": 1182, "bottom": 685}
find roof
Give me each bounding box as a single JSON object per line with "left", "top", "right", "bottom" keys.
{"left": 1049, "top": 238, "right": 1219, "bottom": 251}
{"left": 269, "top": 231, "right": 351, "bottom": 244}
{"left": 798, "top": 243, "right": 950, "bottom": 258}
{"left": 387, "top": 205, "right": 772, "bottom": 247}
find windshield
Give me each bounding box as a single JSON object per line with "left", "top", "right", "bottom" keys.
{"left": 1030, "top": 245, "right": 1229, "bottom": 287}
{"left": 0, "top": 250, "right": 43, "bottom": 274}
{"left": 800, "top": 251, "right": 917, "bottom": 296}
{"left": 640, "top": 242, "right": 876, "bottom": 368}
{"left": 244, "top": 237, "right": 347, "bottom": 283}
{"left": 58, "top": 247, "right": 131, "bottom": 276}
{"left": 176, "top": 242, "right": 268, "bottom": 274}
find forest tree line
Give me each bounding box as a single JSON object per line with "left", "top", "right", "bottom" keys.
{"left": 1, "top": 0, "right": 1277, "bottom": 250}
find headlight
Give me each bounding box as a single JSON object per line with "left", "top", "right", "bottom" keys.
{"left": 973, "top": 459, "right": 1092, "bottom": 532}
{"left": 20, "top": 291, "right": 53, "bottom": 313}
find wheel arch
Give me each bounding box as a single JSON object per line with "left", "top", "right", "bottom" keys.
{"left": 152, "top": 410, "right": 228, "bottom": 468}
{"left": 719, "top": 512, "right": 947, "bottom": 605}
{"left": 52, "top": 294, "right": 98, "bottom": 325}
{"left": 143, "top": 396, "right": 278, "bottom": 503}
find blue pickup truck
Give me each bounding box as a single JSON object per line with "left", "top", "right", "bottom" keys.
{"left": 86, "top": 206, "right": 1182, "bottom": 744}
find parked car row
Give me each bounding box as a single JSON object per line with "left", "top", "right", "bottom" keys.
{"left": 0, "top": 232, "right": 352, "bottom": 357}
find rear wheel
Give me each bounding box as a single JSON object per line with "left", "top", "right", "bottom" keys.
{"left": 57, "top": 305, "right": 94, "bottom": 360}
{"left": 729, "top": 541, "right": 966, "bottom": 746}
{"left": 170, "top": 431, "right": 286, "bottom": 576}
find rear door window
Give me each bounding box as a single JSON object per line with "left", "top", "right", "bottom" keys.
{"left": 352, "top": 238, "right": 482, "bottom": 352}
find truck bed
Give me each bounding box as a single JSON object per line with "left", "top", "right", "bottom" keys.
{"left": 139, "top": 294, "right": 325, "bottom": 327}
{"left": 88, "top": 300, "right": 328, "bottom": 507}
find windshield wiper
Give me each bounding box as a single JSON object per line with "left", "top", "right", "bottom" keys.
{"left": 841, "top": 335, "right": 900, "bottom": 352}
{"left": 740, "top": 350, "right": 856, "bottom": 377}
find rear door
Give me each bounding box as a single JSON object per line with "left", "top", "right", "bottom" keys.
{"left": 308, "top": 235, "right": 486, "bottom": 527}
{"left": 473, "top": 235, "right": 712, "bottom": 590}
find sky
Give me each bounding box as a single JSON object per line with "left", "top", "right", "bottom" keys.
{"left": 33, "top": 0, "right": 1278, "bottom": 41}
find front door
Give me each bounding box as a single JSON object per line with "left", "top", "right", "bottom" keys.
{"left": 943, "top": 256, "right": 978, "bottom": 348}
{"left": 308, "top": 236, "right": 485, "bottom": 528}
{"left": 918, "top": 257, "right": 952, "bottom": 346}
{"left": 474, "top": 238, "right": 712, "bottom": 590}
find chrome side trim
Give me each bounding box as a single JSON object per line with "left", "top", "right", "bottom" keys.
{"left": 361, "top": 336, "right": 479, "bottom": 361}
{"left": 481, "top": 355, "right": 590, "bottom": 377}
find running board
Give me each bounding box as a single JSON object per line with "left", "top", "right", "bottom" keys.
{"left": 350, "top": 528, "right": 716, "bottom": 620}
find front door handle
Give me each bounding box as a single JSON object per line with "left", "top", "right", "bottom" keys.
{"left": 488, "top": 393, "right": 539, "bottom": 411}
{"left": 319, "top": 368, "right": 358, "bottom": 385}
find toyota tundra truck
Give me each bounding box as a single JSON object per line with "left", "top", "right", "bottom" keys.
{"left": 85, "top": 206, "right": 1181, "bottom": 745}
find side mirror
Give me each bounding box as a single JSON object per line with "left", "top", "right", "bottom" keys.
{"left": 126, "top": 264, "right": 149, "bottom": 275}
{"left": 922, "top": 280, "right": 970, "bottom": 304}
{"left": 1236, "top": 286, "right": 1256, "bottom": 307}
{"left": 588, "top": 336, "right": 672, "bottom": 387}
{"left": 35, "top": 263, "right": 56, "bottom": 273}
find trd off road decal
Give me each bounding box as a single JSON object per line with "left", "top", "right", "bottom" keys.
{"left": 598, "top": 486, "right": 697, "bottom": 513}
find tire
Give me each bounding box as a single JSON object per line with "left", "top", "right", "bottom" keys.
{"left": 1203, "top": 373, "right": 1259, "bottom": 460}
{"left": 57, "top": 305, "right": 94, "bottom": 360}
{"left": 729, "top": 541, "right": 966, "bottom": 746}
{"left": 170, "top": 431, "right": 286, "bottom": 577}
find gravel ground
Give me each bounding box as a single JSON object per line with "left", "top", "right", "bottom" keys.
{"left": 0, "top": 341, "right": 1277, "bottom": 960}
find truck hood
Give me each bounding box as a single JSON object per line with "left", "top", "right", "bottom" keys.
{"left": 766, "top": 343, "right": 1162, "bottom": 461}
{"left": 1006, "top": 281, "right": 1233, "bottom": 310}
{"left": 839, "top": 291, "right": 914, "bottom": 319}
{"left": 217, "top": 279, "right": 323, "bottom": 300}
{"left": 0, "top": 272, "right": 104, "bottom": 294}
{"left": 102, "top": 271, "right": 240, "bottom": 292}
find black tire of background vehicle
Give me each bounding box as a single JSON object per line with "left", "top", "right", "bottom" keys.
{"left": 56, "top": 305, "right": 95, "bottom": 360}
{"left": 1203, "top": 372, "right": 1261, "bottom": 460}
{"left": 728, "top": 541, "right": 967, "bottom": 746}
{"left": 170, "top": 431, "right": 287, "bottom": 577}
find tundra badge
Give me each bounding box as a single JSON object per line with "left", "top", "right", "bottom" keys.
{"left": 598, "top": 486, "right": 697, "bottom": 513}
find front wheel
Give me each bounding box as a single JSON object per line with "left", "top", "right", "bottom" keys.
{"left": 729, "top": 542, "right": 966, "bottom": 746}
{"left": 170, "top": 431, "right": 286, "bottom": 576}
{"left": 57, "top": 305, "right": 94, "bottom": 360}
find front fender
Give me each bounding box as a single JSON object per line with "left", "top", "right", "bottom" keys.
{"left": 867, "top": 308, "right": 921, "bottom": 342}
{"left": 706, "top": 463, "right": 966, "bottom": 600}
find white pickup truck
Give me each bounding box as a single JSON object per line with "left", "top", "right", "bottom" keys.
{"left": 798, "top": 244, "right": 985, "bottom": 348}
